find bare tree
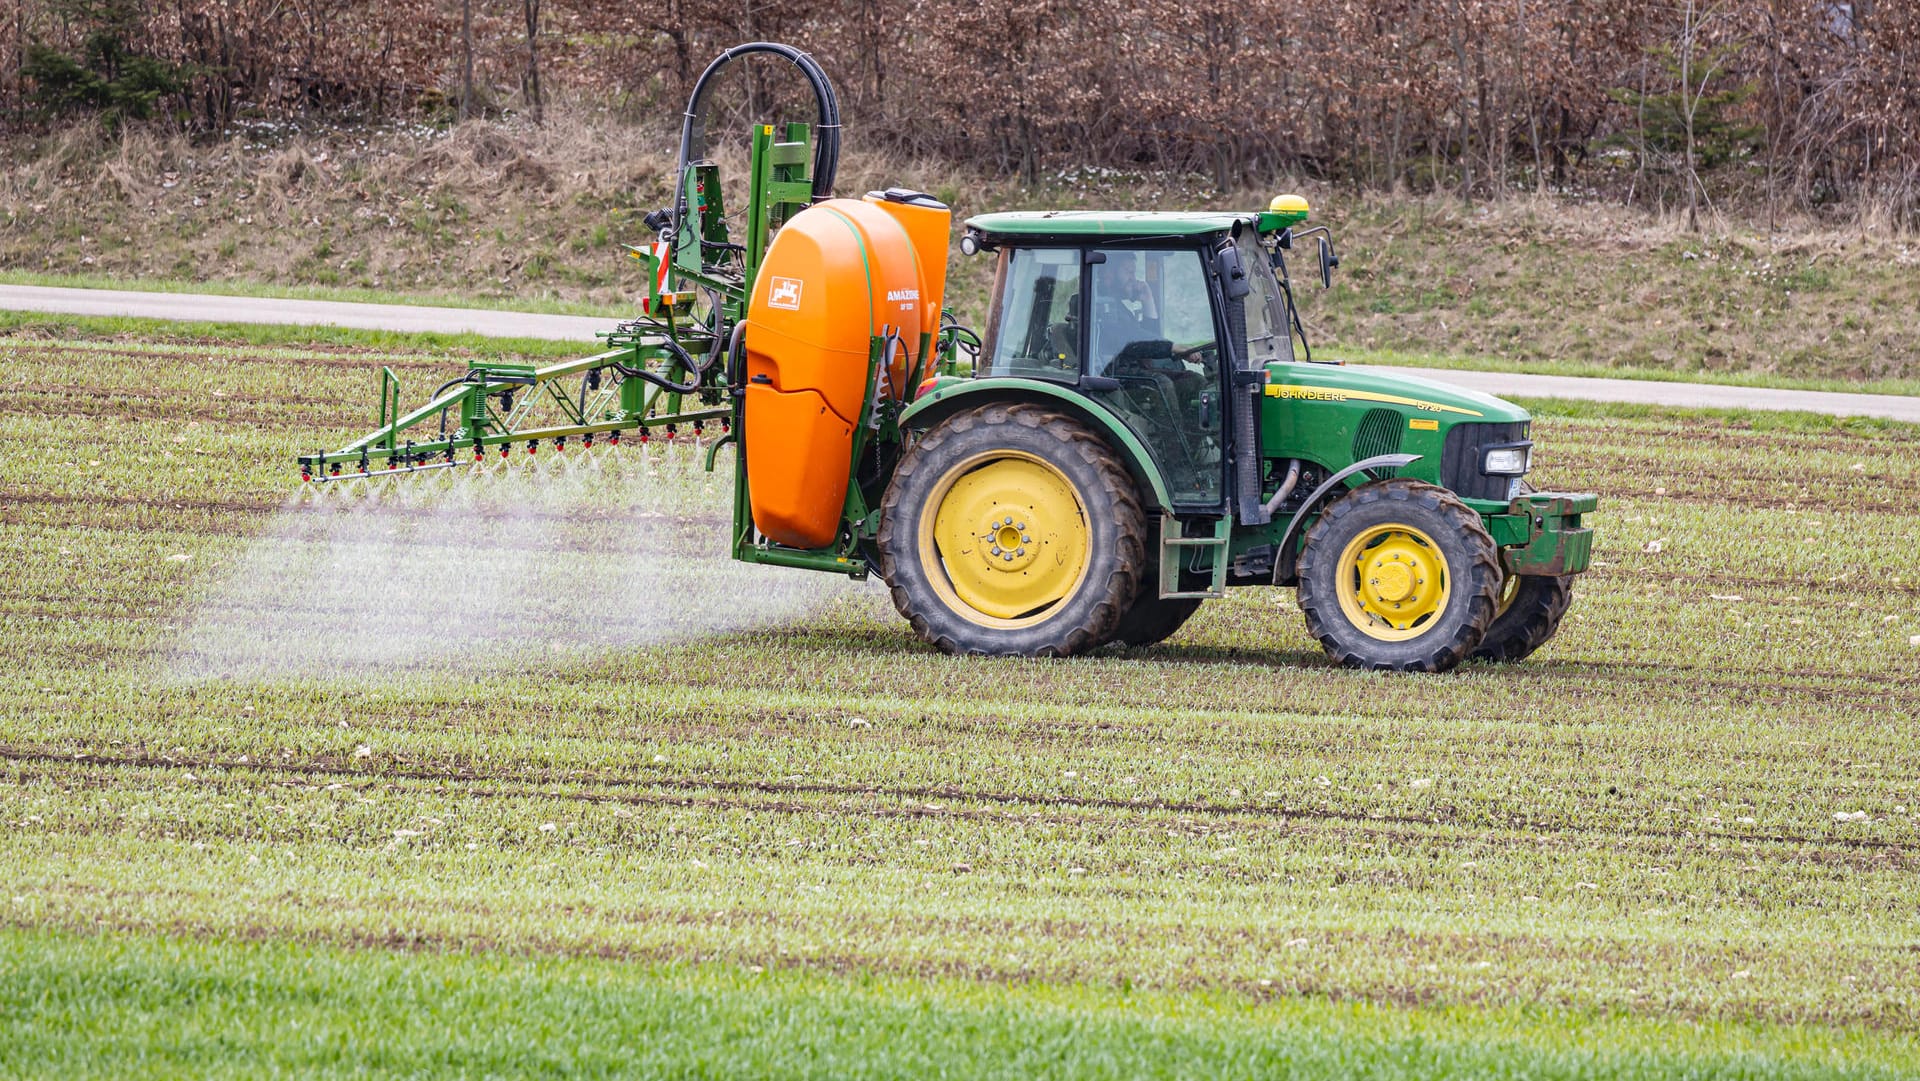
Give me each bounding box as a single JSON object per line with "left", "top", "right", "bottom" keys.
{"left": 523, "top": 0, "right": 542, "bottom": 122}
{"left": 459, "top": 0, "right": 474, "bottom": 122}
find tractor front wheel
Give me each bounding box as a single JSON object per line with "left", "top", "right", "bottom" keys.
{"left": 1296, "top": 479, "right": 1502, "bottom": 673}
{"left": 878, "top": 404, "right": 1147, "bottom": 656}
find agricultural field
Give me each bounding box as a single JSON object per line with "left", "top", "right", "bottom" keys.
{"left": 3, "top": 316, "right": 1919, "bottom": 1077}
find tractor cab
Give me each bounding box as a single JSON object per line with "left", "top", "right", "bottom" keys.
{"left": 954, "top": 207, "right": 1312, "bottom": 517}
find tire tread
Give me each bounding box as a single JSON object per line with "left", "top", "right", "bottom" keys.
{"left": 877, "top": 404, "right": 1146, "bottom": 657}
{"left": 1295, "top": 479, "right": 1502, "bottom": 673}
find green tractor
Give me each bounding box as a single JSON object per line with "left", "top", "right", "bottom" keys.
{"left": 893, "top": 209, "right": 1592, "bottom": 670}
{"left": 299, "top": 43, "right": 1595, "bottom": 673}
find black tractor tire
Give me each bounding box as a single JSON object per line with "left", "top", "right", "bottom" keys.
{"left": 1296, "top": 479, "right": 1502, "bottom": 673}
{"left": 1110, "top": 588, "right": 1203, "bottom": 648}
{"left": 877, "top": 403, "right": 1147, "bottom": 657}
{"left": 1472, "top": 573, "right": 1575, "bottom": 662}
{"left": 1471, "top": 480, "right": 1575, "bottom": 663}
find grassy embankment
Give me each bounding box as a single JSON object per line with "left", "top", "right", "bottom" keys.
{"left": 2, "top": 316, "right": 1917, "bottom": 1075}
{"left": 4, "top": 117, "right": 1919, "bottom": 393}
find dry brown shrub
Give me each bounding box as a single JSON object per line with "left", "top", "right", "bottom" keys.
{"left": 256, "top": 144, "right": 329, "bottom": 213}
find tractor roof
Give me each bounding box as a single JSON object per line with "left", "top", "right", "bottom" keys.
{"left": 965, "top": 210, "right": 1252, "bottom": 241}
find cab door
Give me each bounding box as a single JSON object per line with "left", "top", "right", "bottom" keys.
{"left": 1081, "top": 246, "right": 1226, "bottom": 511}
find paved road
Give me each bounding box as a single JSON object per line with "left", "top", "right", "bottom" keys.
{"left": 0, "top": 283, "right": 610, "bottom": 342}
{"left": 1356, "top": 365, "right": 1920, "bottom": 423}
{"left": 6, "top": 282, "right": 1918, "bottom": 423}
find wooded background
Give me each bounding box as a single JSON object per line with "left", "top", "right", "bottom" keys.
{"left": 5, "top": 0, "right": 1917, "bottom": 222}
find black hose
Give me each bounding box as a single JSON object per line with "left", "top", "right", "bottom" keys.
{"left": 727, "top": 321, "right": 749, "bottom": 390}
{"left": 671, "top": 41, "right": 841, "bottom": 249}
{"left": 432, "top": 372, "right": 481, "bottom": 438}
{"left": 612, "top": 335, "right": 710, "bottom": 395}
{"left": 701, "top": 284, "right": 729, "bottom": 366}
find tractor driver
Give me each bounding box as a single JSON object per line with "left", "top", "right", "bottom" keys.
{"left": 1088, "top": 256, "right": 1162, "bottom": 376}
{"left": 1090, "top": 251, "right": 1215, "bottom": 385}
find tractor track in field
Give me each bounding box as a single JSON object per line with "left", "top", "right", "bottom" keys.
{"left": 2, "top": 490, "right": 281, "bottom": 516}
{"left": 0, "top": 511, "right": 265, "bottom": 538}
{"left": 1651, "top": 487, "right": 1920, "bottom": 515}
{"left": 1598, "top": 566, "right": 1920, "bottom": 591}
{"left": 1587, "top": 565, "right": 1920, "bottom": 597}
{"left": 12, "top": 395, "right": 328, "bottom": 426}
{"left": 5, "top": 745, "right": 1910, "bottom": 864}
{"left": 13, "top": 381, "right": 339, "bottom": 409}
{"left": 3, "top": 625, "right": 1912, "bottom": 718}
{"left": 4, "top": 632, "right": 1917, "bottom": 719}
{"left": 20, "top": 769, "right": 1915, "bottom": 881}
{"left": 1561, "top": 421, "right": 1920, "bottom": 450}
{"left": 5, "top": 341, "right": 468, "bottom": 372}
{"left": 11, "top": 687, "right": 1918, "bottom": 777}
{"left": 1, "top": 489, "right": 734, "bottom": 534}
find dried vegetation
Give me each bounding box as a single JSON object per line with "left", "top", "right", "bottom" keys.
{"left": 6, "top": 115, "right": 1920, "bottom": 390}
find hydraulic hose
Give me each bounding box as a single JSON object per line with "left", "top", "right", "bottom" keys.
{"left": 671, "top": 41, "right": 841, "bottom": 248}
{"left": 727, "top": 321, "right": 749, "bottom": 390}
{"left": 431, "top": 372, "right": 483, "bottom": 438}
{"left": 612, "top": 335, "right": 711, "bottom": 395}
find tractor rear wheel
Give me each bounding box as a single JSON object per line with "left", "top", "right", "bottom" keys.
{"left": 1111, "top": 589, "right": 1203, "bottom": 648}
{"left": 1296, "top": 479, "right": 1502, "bottom": 673}
{"left": 1472, "top": 573, "right": 1574, "bottom": 662}
{"left": 878, "top": 404, "right": 1147, "bottom": 656}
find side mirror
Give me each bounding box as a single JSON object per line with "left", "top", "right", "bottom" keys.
{"left": 1215, "top": 242, "right": 1251, "bottom": 300}
{"left": 1318, "top": 236, "right": 1339, "bottom": 289}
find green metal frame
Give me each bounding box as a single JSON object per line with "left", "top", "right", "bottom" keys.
{"left": 718, "top": 126, "right": 888, "bottom": 578}
{"left": 297, "top": 122, "right": 818, "bottom": 490}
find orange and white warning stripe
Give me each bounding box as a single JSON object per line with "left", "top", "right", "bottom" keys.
{"left": 652, "top": 240, "right": 672, "bottom": 295}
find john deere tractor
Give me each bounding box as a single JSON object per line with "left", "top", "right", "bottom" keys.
{"left": 299, "top": 42, "right": 1595, "bottom": 672}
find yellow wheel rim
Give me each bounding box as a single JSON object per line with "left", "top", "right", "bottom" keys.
{"left": 1495, "top": 573, "right": 1520, "bottom": 617}
{"left": 917, "top": 451, "right": 1090, "bottom": 627}
{"left": 1334, "top": 523, "right": 1452, "bottom": 641}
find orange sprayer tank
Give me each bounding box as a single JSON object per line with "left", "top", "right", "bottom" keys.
{"left": 862, "top": 189, "right": 952, "bottom": 342}
{"left": 743, "top": 196, "right": 941, "bottom": 549}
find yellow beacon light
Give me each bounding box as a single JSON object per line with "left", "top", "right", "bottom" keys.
{"left": 1260, "top": 193, "right": 1310, "bottom": 232}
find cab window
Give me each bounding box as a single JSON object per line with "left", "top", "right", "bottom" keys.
{"left": 982, "top": 248, "right": 1080, "bottom": 379}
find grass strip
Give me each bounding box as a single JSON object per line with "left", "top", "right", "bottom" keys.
{"left": 0, "top": 928, "right": 1910, "bottom": 1081}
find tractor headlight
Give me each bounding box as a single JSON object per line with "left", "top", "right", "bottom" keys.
{"left": 1482, "top": 443, "right": 1532, "bottom": 476}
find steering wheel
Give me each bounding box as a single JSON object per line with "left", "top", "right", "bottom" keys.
{"left": 1179, "top": 342, "right": 1219, "bottom": 367}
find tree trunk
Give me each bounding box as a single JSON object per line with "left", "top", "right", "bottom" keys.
{"left": 10, "top": 0, "right": 21, "bottom": 129}
{"left": 523, "top": 0, "right": 542, "bottom": 123}
{"left": 1444, "top": 0, "right": 1475, "bottom": 201}
{"left": 1515, "top": 0, "right": 1547, "bottom": 194}
{"left": 459, "top": 0, "right": 474, "bottom": 123}
{"left": 1680, "top": 0, "right": 1700, "bottom": 232}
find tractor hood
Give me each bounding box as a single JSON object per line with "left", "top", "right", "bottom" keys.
{"left": 1261, "top": 361, "right": 1530, "bottom": 424}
